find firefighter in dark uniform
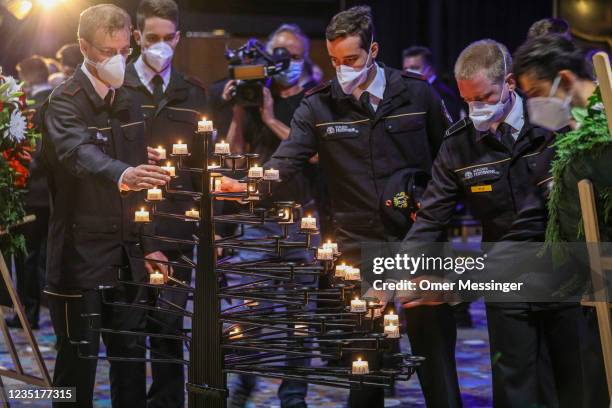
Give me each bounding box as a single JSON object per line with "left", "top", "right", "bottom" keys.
{"left": 41, "top": 5, "right": 170, "bottom": 407}
{"left": 222, "top": 6, "right": 461, "bottom": 408}
{"left": 401, "top": 39, "right": 595, "bottom": 408}
{"left": 123, "top": 1, "right": 206, "bottom": 407}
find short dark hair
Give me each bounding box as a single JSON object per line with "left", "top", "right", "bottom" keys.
{"left": 136, "top": 0, "right": 179, "bottom": 31}
{"left": 527, "top": 18, "right": 571, "bottom": 40}
{"left": 325, "top": 5, "right": 374, "bottom": 51}
{"left": 56, "top": 43, "right": 82, "bottom": 69}
{"left": 16, "top": 55, "right": 49, "bottom": 85}
{"left": 402, "top": 46, "right": 433, "bottom": 65}
{"left": 513, "top": 34, "right": 592, "bottom": 82}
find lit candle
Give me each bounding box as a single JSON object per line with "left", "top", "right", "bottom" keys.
{"left": 214, "top": 140, "right": 230, "bottom": 154}
{"left": 344, "top": 267, "right": 361, "bottom": 281}
{"left": 207, "top": 162, "right": 220, "bottom": 170}
{"left": 263, "top": 168, "right": 279, "bottom": 181}
{"left": 162, "top": 162, "right": 175, "bottom": 177}
{"left": 149, "top": 271, "right": 164, "bottom": 285}
{"left": 335, "top": 263, "right": 349, "bottom": 278}
{"left": 384, "top": 312, "right": 399, "bottom": 327}
{"left": 350, "top": 298, "right": 367, "bottom": 313}
{"left": 248, "top": 164, "right": 263, "bottom": 178}
{"left": 198, "top": 117, "right": 214, "bottom": 132}
{"left": 384, "top": 324, "right": 400, "bottom": 339}
{"left": 229, "top": 326, "right": 243, "bottom": 340}
{"left": 147, "top": 188, "right": 162, "bottom": 201}
{"left": 323, "top": 240, "right": 339, "bottom": 255}
{"left": 317, "top": 246, "right": 334, "bottom": 261}
{"left": 352, "top": 358, "right": 369, "bottom": 375}
{"left": 368, "top": 301, "right": 382, "bottom": 318}
{"left": 185, "top": 209, "right": 200, "bottom": 219}
{"left": 135, "top": 208, "right": 150, "bottom": 222}
{"left": 172, "top": 140, "right": 188, "bottom": 155}
{"left": 300, "top": 214, "right": 317, "bottom": 230}
{"left": 155, "top": 145, "right": 166, "bottom": 160}
{"left": 294, "top": 324, "right": 308, "bottom": 336}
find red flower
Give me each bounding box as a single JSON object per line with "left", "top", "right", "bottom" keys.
{"left": 2, "top": 149, "right": 30, "bottom": 188}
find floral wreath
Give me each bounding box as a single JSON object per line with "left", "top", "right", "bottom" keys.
{"left": 0, "top": 67, "right": 41, "bottom": 254}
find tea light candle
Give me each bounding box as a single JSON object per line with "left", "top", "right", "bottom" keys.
{"left": 155, "top": 146, "right": 166, "bottom": 160}
{"left": 185, "top": 209, "right": 200, "bottom": 219}
{"left": 207, "top": 162, "right": 220, "bottom": 170}
{"left": 149, "top": 271, "right": 164, "bottom": 285}
{"left": 135, "top": 208, "right": 150, "bottom": 222}
{"left": 300, "top": 214, "right": 317, "bottom": 230}
{"left": 172, "top": 140, "right": 188, "bottom": 155}
{"left": 323, "top": 240, "right": 339, "bottom": 255}
{"left": 263, "top": 168, "right": 279, "bottom": 181}
{"left": 384, "top": 312, "right": 399, "bottom": 327}
{"left": 198, "top": 117, "right": 214, "bottom": 132}
{"left": 352, "top": 358, "right": 369, "bottom": 375}
{"left": 384, "top": 324, "right": 400, "bottom": 339}
{"left": 368, "top": 301, "right": 382, "bottom": 318}
{"left": 248, "top": 164, "right": 263, "bottom": 178}
{"left": 350, "top": 298, "right": 367, "bottom": 313}
{"left": 214, "top": 140, "right": 230, "bottom": 154}
{"left": 344, "top": 267, "right": 361, "bottom": 281}
{"left": 317, "top": 246, "right": 334, "bottom": 261}
{"left": 229, "top": 326, "right": 243, "bottom": 340}
{"left": 294, "top": 324, "right": 308, "bottom": 336}
{"left": 147, "top": 188, "right": 162, "bottom": 201}
{"left": 335, "top": 263, "right": 349, "bottom": 278}
{"left": 162, "top": 162, "right": 175, "bottom": 177}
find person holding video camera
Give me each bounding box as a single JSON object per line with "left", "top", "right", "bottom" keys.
{"left": 222, "top": 24, "right": 319, "bottom": 408}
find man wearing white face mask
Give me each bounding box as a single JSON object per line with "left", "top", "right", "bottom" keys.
{"left": 43, "top": 4, "right": 171, "bottom": 407}
{"left": 123, "top": 1, "right": 207, "bottom": 407}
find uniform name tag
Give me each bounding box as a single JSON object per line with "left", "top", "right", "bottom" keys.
{"left": 471, "top": 185, "right": 492, "bottom": 193}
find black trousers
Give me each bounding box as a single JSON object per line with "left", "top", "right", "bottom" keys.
{"left": 14, "top": 206, "right": 49, "bottom": 325}
{"left": 147, "top": 249, "right": 192, "bottom": 408}
{"left": 48, "top": 286, "right": 147, "bottom": 408}
{"left": 486, "top": 303, "right": 610, "bottom": 408}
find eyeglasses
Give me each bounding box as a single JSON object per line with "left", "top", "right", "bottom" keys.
{"left": 89, "top": 42, "right": 133, "bottom": 59}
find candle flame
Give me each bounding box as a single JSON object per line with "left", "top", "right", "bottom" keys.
{"left": 157, "top": 145, "right": 162, "bottom": 149}
{"left": 178, "top": 140, "right": 182, "bottom": 144}
{"left": 140, "top": 207, "right": 144, "bottom": 212}
{"left": 166, "top": 161, "right": 171, "bottom": 167}
{"left": 357, "top": 357, "right": 362, "bottom": 362}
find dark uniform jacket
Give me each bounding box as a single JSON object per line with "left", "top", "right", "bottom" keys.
{"left": 265, "top": 65, "right": 450, "bottom": 260}
{"left": 42, "top": 67, "right": 149, "bottom": 291}
{"left": 123, "top": 63, "right": 207, "bottom": 251}
{"left": 25, "top": 88, "right": 53, "bottom": 208}
{"left": 405, "top": 95, "right": 555, "bottom": 244}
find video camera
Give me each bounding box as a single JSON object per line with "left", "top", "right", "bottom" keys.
{"left": 225, "top": 39, "right": 291, "bottom": 107}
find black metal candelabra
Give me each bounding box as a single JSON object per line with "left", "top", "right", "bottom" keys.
{"left": 70, "top": 127, "right": 423, "bottom": 407}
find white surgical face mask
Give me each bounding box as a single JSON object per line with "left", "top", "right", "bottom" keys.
{"left": 86, "top": 54, "right": 126, "bottom": 89}
{"left": 336, "top": 42, "right": 374, "bottom": 94}
{"left": 469, "top": 83, "right": 511, "bottom": 131}
{"left": 143, "top": 41, "right": 174, "bottom": 73}
{"left": 526, "top": 76, "right": 573, "bottom": 131}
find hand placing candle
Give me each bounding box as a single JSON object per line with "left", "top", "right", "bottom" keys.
{"left": 135, "top": 208, "right": 150, "bottom": 222}
{"left": 161, "top": 162, "right": 175, "bottom": 177}
{"left": 155, "top": 146, "right": 166, "bottom": 160}
{"left": 352, "top": 358, "right": 369, "bottom": 375}
{"left": 149, "top": 271, "right": 164, "bottom": 285}
{"left": 198, "top": 117, "right": 213, "bottom": 132}
{"left": 172, "top": 140, "right": 188, "bottom": 155}
{"left": 350, "top": 298, "right": 367, "bottom": 313}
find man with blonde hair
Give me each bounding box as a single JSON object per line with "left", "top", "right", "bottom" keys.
{"left": 43, "top": 4, "right": 170, "bottom": 407}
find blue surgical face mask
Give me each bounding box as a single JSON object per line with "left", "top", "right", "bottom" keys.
{"left": 275, "top": 59, "right": 304, "bottom": 87}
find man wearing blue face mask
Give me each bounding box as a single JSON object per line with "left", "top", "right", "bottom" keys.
{"left": 123, "top": 1, "right": 207, "bottom": 407}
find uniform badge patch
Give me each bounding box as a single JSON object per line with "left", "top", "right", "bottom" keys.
{"left": 393, "top": 192, "right": 409, "bottom": 208}
{"left": 470, "top": 185, "right": 493, "bottom": 193}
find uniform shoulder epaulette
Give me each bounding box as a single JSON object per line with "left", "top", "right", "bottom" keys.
{"left": 305, "top": 80, "right": 331, "bottom": 97}
{"left": 444, "top": 117, "right": 470, "bottom": 138}
{"left": 61, "top": 79, "right": 82, "bottom": 97}
{"left": 401, "top": 71, "right": 427, "bottom": 81}
{"left": 184, "top": 75, "right": 206, "bottom": 90}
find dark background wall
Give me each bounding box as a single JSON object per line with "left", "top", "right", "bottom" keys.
{"left": 0, "top": 0, "right": 560, "bottom": 81}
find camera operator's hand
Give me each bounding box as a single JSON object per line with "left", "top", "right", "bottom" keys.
{"left": 260, "top": 86, "right": 275, "bottom": 124}
{"left": 222, "top": 80, "right": 236, "bottom": 102}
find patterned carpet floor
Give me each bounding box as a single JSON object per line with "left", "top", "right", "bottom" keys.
{"left": 0, "top": 300, "right": 493, "bottom": 407}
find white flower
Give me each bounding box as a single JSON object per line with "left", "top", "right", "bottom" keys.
{"left": 0, "top": 76, "right": 22, "bottom": 104}
{"left": 4, "top": 110, "right": 27, "bottom": 143}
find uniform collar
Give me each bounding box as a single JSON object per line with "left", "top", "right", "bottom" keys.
{"left": 31, "top": 83, "right": 53, "bottom": 97}
{"left": 80, "top": 63, "right": 112, "bottom": 101}
{"left": 503, "top": 92, "right": 525, "bottom": 136}
{"left": 359, "top": 62, "right": 386, "bottom": 103}
{"left": 133, "top": 55, "right": 172, "bottom": 94}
